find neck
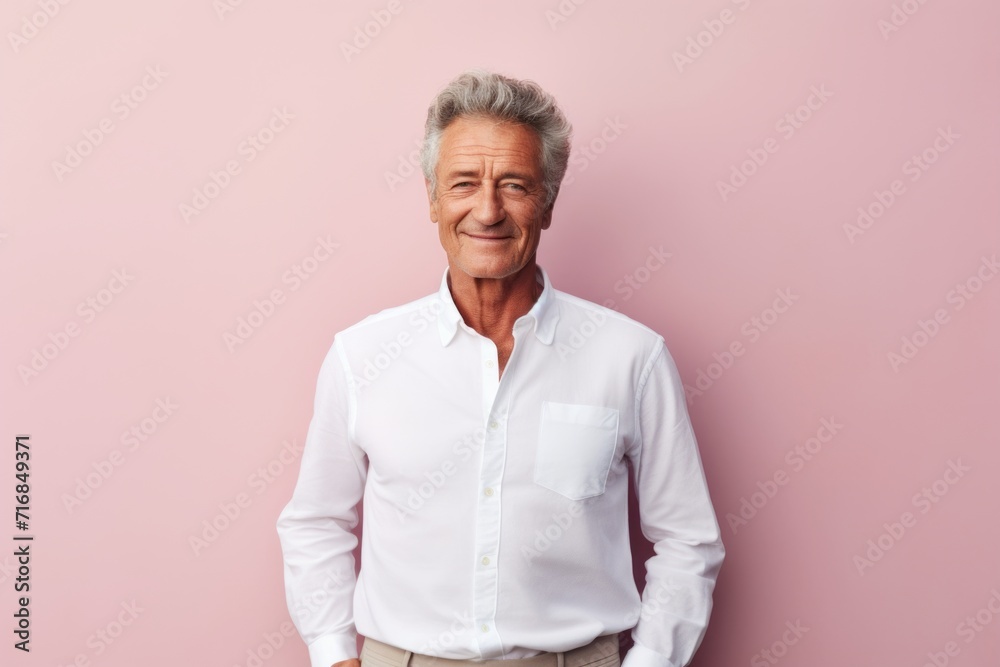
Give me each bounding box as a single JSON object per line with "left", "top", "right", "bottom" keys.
{"left": 447, "top": 259, "right": 540, "bottom": 342}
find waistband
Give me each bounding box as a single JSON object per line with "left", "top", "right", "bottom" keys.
{"left": 360, "top": 633, "right": 621, "bottom": 667}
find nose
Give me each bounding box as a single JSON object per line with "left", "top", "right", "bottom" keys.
{"left": 471, "top": 182, "right": 505, "bottom": 226}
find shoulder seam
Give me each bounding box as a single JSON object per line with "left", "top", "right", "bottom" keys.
{"left": 632, "top": 336, "right": 666, "bottom": 475}
{"left": 332, "top": 336, "right": 359, "bottom": 452}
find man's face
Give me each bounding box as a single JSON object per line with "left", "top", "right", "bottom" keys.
{"left": 427, "top": 115, "right": 553, "bottom": 280}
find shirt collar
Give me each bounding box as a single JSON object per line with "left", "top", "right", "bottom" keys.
{"left": 436, "top": 263, "right": 559, "bottom": 347}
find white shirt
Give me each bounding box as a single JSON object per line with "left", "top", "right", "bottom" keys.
{"left": 276, "top": 264, "right": 725, "bottom": 667}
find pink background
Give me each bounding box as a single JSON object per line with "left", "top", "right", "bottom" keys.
{"left": 3, "top": 1, "right": 999, "bottom": 666}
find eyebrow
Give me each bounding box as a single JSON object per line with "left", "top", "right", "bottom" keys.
{"left": 445, "top": 170, "right": 481, "bottom": 180}
{"left": 444, "top": 169, "right": 534, "bottom": 181}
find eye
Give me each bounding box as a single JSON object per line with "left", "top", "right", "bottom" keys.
{"left": 503, "top": 183, "right": 527, "bottom": 192}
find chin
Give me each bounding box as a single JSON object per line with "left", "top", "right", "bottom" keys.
{"left": 456, "top": 253, "right": 518, "bottom": 279}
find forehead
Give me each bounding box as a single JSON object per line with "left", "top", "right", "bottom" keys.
{"left": 437, "top": 116, "right": 542, "bottom": 171}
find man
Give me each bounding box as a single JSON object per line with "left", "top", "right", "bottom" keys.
{"left": 276, "top": 70, "right": 725, "bottom": 667}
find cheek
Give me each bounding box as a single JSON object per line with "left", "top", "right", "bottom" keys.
{"left": 512, "top": 205, "right": 546, "bottom": 233}
{"left": 437, "top": 219, "right": 452, "bottom": 243}
{"left": 436, "top": 198, "right": 466, "bottom": 223}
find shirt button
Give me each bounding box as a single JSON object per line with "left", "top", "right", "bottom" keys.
{"left": 481, "top": 624, "right": 489, "bottom": 633}
{"left": 484, "top": 487, "right": 494, "bottom": 496}
{"left": 485, "top": 359, "right": 495, "bottom": 368}
{"left": 489, "top": 420, "right": 498, "bottom": 430}
{"left": 481, "top": 556, "right": 490, "bottom": 566}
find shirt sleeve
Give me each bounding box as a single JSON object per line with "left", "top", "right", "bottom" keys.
{"left": 276, "top": 335, "right": 368, "bottom": 667}
{"left": 621, "top": 338, "right": 725, "bottom": 667}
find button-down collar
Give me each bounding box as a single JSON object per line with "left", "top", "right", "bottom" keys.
{"left": 436, "top": 263, "right": 559, "bottom": 347}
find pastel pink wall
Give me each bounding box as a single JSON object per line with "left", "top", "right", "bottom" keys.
{"left": 3, "top": 1, "right": 998, "bottom": 666}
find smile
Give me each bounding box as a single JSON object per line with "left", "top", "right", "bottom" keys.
{"left": 464, "top": 233, "right": 511, "bottom": 242}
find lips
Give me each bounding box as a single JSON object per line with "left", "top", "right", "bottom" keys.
{"left": 464, "top": 232, "right": 510, "bottom": 240}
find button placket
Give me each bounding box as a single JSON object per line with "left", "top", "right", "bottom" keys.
{"left": 481, "top": 338, "right": 500, "bottom": 423}
{"left": 471, "top": 322, "right": 532, "bottom": 655}
{"left": 473, "top": 336, "right": 504, "bottom": 654}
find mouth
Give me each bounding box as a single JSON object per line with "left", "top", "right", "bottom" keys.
{"left": 463, "top": 232, "right": 511, "bottom": 242}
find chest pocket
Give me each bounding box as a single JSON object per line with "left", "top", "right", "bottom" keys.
{"left": 534, "top": 401, "right": 619, "bottom": 500}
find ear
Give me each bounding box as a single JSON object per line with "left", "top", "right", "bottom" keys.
{"left": 540, "top": 202, "right": 554, "bottom": 230}
{"left": 425, "top": 178, "right": 439, "bottom": 224}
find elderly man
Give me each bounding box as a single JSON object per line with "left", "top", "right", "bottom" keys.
{"left": 276, "top": 70, "right": 725, "bottom": 667}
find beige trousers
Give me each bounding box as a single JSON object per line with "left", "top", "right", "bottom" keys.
{"left": 359, "top": 633, "right": 622, "bottom": 667}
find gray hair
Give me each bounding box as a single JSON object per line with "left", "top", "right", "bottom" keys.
{"left": 420, "top": 69, "right": 573, "bottom": 208}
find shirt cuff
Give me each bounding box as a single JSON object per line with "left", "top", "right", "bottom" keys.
{"left": 621, "top": 639, "right": 677, "bottom": 667}
{"left": 307, "top": 633, "right": 358, "bottom": 667}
